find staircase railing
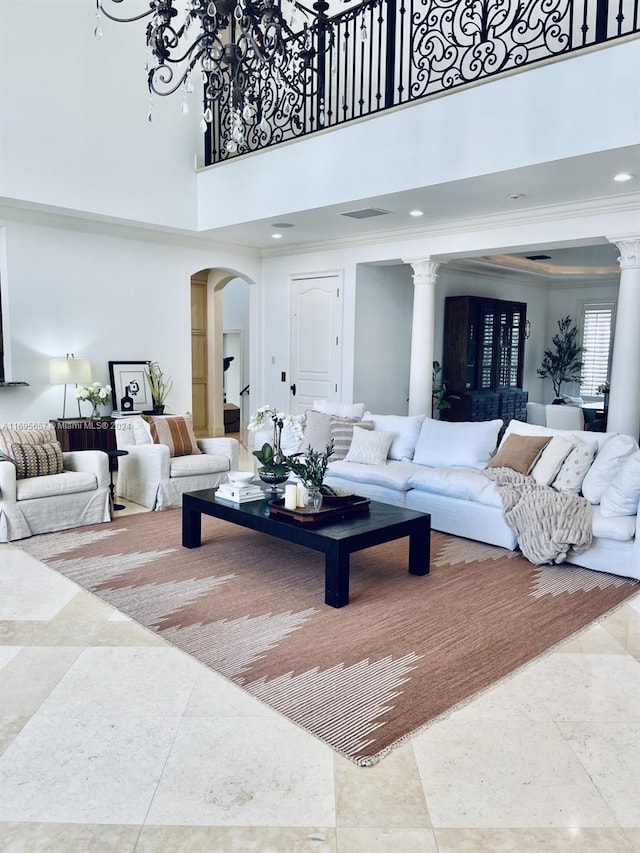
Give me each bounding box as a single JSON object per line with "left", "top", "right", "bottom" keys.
{"left": 205, "top": 0, "right": 639, "bottom": 165}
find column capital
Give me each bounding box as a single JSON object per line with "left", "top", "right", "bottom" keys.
{"left": 606, "top": 235, "right": 640, "bottom": 269}
{"left": 403, "top": 258, "right": 440, "bottom": 284}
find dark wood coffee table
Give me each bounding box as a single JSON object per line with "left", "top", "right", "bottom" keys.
{"left": 182, "top": 488, "right": 431, "bottom": 608}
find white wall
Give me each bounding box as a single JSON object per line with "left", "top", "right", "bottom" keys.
{"left": 0, "top": 218, "right": 260, "bottom": 426}
{"left": 0, "top": 0, "right": 202, "bottom": 229}
{"left": 198, "top": 41, "right": 640, "bottom": 230}
{"left": 353, "top": 264, "right": 413, "bottom": 414}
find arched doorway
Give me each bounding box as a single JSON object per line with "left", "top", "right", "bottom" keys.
{"left": 191, "top": 267, "right": 254, "bottom": 440}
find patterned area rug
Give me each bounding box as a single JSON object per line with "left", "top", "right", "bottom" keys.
{"left": 18, "top": 511, "right": 637, "bottom": 765}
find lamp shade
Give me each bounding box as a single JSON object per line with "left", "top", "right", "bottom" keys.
{"left": 49, "top": 357, "right": 92, "bottom": 385}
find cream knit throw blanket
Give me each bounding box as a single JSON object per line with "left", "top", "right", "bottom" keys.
{"left": 484, "top": 467, "right": 593, "bottom": 565}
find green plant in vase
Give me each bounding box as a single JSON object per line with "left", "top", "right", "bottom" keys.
{"left": 144, "top": 361, "right": 173, "bottom": 413}
{"left": 286, "top": 441, "right": 334, "bottom": 509}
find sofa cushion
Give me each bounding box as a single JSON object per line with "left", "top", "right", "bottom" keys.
{"left": 413, "top": 418, "right": 503, "bottom": 470}
{"left": 301, "top": 409, "right": 332, "bottom": 453}
{"left": 486, "top": 434, "right": 551, "bottom": 475}
{"left": 11, "top": 441, "right": 64, "bottom": 479}
{"left": 0, "top": 424, "right": 58, "bottom": 458}
{"left": 312, "top": 400, "right": 366, "bottom": 418}
{"left": 363, "top": 412, "right": 425, "bottom": 461}
{"left": 552, "top": 440, "right": 598, "bottom": 494}
{"left": 16, "top": 470, "right": 97, "bottom": 500}
{"left": 501, "top": 418, "right": 610, "bottom": 452}
{"left": 531, "top": 436, "right": 575, "bottom": 486}
{"left": 591, "top": 505, "right": 636, "bottom": 542}
{"left": 599, "top": 450, "right": 640, "bottom": 517}
{"left": 330, "top": 418, "right": 373, "bottom": 461}
{"left": 344, "top": 426, "right": 395, "bottom": 465}
{"left": 170, "top": 454, "right": 230, "bottom": 477}
{"left": 327, "top": 459, "right": 418, "bottom": 492}
{"left": 581, "top": 434, "right": 638, "bottom": 505}
{"left": 408, "top": 466, "right": 503, "bottom": 507}
{"left": 142, "top": 414, "right": 201, "bottom": 458}
{"left": 131, "top": 416, "right": 152, "bottom": 445}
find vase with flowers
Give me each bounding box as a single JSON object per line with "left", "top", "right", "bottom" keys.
{"left": 248, "top": 405, "right": 303, "bottom": 495}
{"left": 285, "top": 441, "right": 335, "bottom": 510}
{"left": 144, "top": 361, "right": 173, "bottom": 413}
{"left": 597, "top": 380, "right": 610, "bottom": 412}
{"left": 76, "top": 382, "right": 112, "bottom": 419}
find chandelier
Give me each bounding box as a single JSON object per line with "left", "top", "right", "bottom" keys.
{"left": 95, "top": 0, "right": 335, "bottom": 153}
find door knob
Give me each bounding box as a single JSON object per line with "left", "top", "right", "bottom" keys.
{"left": 290, "top": 383, "right": 297, "bottom": 396}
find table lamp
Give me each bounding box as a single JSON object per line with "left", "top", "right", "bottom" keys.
{"left": 49, "top": 354, "right": 92, "bottom": 418}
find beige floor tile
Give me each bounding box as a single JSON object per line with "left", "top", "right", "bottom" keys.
{"left": 0, "top": 646, "right": 84, "bottom": 716}
{"left": 185, "top": 667, "right": 281, "bottom": 719}
{"left": 333, "top": 745, "right": 430, "bottom": 829}
{"left": 623, "top": 828, "right": 640, "bottom": 848}
{"left": 0, "top": 617, "right": 166, "bottom": 647}
{"left": 601, "top": 602, "right": 640, "bottom": 660}
{"left": 434, "top": 827, "right": 638, "bottom": 852}
{"left": 508, "top": 653, "right": 640, "bottom": 722}
{"left": 559, "top": 721, "right": 640, "bottom": 828}
{"left": 0, "top": 713, "right": 182, "bottom": 824}
{"left": 135, "top": 825, "right": 337, "bottom": 852}
{"left": 0, "top": 716, "right": 29, "bottom": 756}
{"left": 147, "top": 716, "right": 335, "bottom": 826}
{"left": 336, "top": 827, "right": 438, "bottom": 852}
{"left": 412, "top": 718, "right": 618, "bottom": 828}
{"left": 0, "top": 549, "right": 79, "bottom": 621}
{"left": 0, "top": 822, "right": 140, "bottom": 852}
{"left": 555, "top": 623, "right": 632, "bottom": 655}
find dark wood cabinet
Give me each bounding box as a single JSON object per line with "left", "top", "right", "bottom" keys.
{"left": 52, "top": 418, "right": 117, "bottom": 467}
{"left": 442, "top": 296, "right": 528, "bottom": 426}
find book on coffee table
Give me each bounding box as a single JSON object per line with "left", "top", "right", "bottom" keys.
{"left": 216, "top": 483, "right": 265, "bottom": 504}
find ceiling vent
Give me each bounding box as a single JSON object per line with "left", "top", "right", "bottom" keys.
{"left": 526, "top": 254, "right": 552, "bottom": 261}
{"left": 340, "top": 208, "right": 391, "bottom": 220}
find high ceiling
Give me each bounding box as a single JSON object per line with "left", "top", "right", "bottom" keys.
{"left": 200, "top": 145, "right": 640, "bottom": 268}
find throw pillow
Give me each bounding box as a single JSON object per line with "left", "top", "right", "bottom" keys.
{"left": 312, "top": 400, "right": 366, "bottom": 419}
{"left": 581, "top": 434, "right": 638, "bottom": 504}
{"left": 363, "top": 412, "right": 425, "bottom": 461}
{"left": 530, "top": 435, "right": 575, "bottom": 486}
{"left": 11, "top": 441, "right": 64, "bottom": 479}
{"left": 413, "top": 418, "right": 504, "bottom": 470}
{"left": 599, "top": 450, "right": 640, "bottom": 517}
{"left": 330, "top": 418, "right": 373, "bottom": 461}
{"left": 0, "top": 424, "right": 58, "bottom": 458}
{"left": 300, "top": 409, "right": 332, "bottom": 453}
{"left": 552, "top": 440, "right": 598, "bottom": 494}
{"left": 486, "top": 433, "right": 551, "bottom": 475}
{"left": 344, "top": 426, "right": 395, "bottom": 465}
{"left": 141, "top": 414, "right": 201, "bottom": 458}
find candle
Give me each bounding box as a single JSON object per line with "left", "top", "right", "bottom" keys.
{"left": 284, "top": 483, "right": 298, "bottom": 510}
{"left": 296, "top": 483, "right": 308, "bottom": 507}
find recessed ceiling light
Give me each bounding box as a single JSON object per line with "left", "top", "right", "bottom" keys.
{"left": 613, "top": 172, "right": 634, "bottom": 182}
{"left": 508, "top": 193, "right": 526, "bottom": 200}
{"left": 409, "top": 209, "right": 424, "bottom": 217}
{"left": 271, "top": 232, "right": 283, "bottom": 240}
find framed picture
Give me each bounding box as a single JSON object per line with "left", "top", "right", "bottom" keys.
{"left": 108, "top": 361, "right": 151, "bottom": 412}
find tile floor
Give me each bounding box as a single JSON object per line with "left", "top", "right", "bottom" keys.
{"left": 1, "top": 442, "right": 639, "bottom": 851}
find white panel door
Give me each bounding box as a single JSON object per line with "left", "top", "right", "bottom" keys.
{"left": 290, "top": 275, "right": 342, "bottom": 415}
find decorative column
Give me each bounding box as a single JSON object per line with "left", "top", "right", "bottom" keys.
{"left": 606, "top": 236, "right": 640, "bottom": 440}
{"left": 403, "top": 258, "right": 439, "bottom": 416}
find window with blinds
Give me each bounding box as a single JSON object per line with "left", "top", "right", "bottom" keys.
{"left": 580, "top": 303, "right": 615, "bottom": 396}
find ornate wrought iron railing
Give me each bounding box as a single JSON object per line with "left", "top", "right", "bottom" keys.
{"left": 205, "top": 0, "right": 639, "bottom": 164}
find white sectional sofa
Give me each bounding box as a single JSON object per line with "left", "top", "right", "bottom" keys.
{"left": 268, "top": 405, "right": 640, "bottom": 581}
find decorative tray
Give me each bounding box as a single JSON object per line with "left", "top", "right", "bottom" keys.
{"left": 268, "top": 495, "right": 371, "bottom": 524}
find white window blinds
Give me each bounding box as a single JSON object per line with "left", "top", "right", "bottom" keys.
{"left": 580, "top": 303, "right": 615, "bottom": 396}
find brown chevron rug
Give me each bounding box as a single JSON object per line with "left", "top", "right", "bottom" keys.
{"left": 18, "top": 510, "right": 637, "bottom": 765}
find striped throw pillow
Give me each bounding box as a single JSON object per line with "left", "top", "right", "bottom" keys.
{"left": 141, "top": 415, "right": 201, "bottom": 458}
{"left": 329, "top": 417, "right": 374, "bottom": 461}
{"left": 11, "top": 441, "right": 64, "bottom": 479}
{"left": 0, "top": 425, "right": 58, "bottom": 459}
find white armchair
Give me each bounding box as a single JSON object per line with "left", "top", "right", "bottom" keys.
{"left": 115, "top": 416, "right": 239, "bottom": 510}
{"left": 0, "top": 425, "right": 110, "bottom": 542}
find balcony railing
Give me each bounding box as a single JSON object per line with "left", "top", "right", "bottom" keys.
{"left": 205, "top": 0, "right": 639, "bottom": 165}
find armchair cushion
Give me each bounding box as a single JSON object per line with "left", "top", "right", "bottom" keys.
{"left": 141, "top": 414, "right": 201, "bottom": 457}
{"left": 170, "top": 454, "right": 230, "bottom": 477}
{"left": 17, "top": 471, "right": 98, "bottom": 500}
{"left": 11, "top": 441, "right": 64, "bottom": 479}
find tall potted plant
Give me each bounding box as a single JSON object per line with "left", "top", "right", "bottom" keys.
{"left": 537, "top": 316, "right": 584, "bottom": 401}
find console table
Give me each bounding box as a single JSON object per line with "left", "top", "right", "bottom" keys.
{"left": 51, "top": 418, "right": 117, "bottom": 468}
